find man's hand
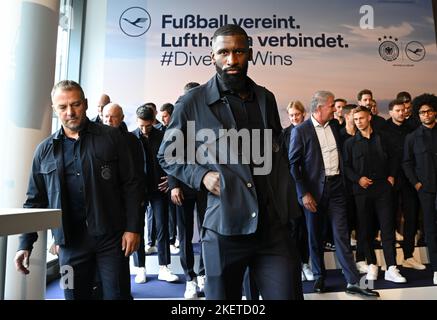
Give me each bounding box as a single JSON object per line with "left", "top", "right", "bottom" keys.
{"left": 302, "top": 193, "right": 317, "bottom": 213}
{"left": 121, "top": 232, "right": 140, "bottom": 257}
{"left": 14, "top": 250, "right": 31, "bottom": 275}
{"left": 415, "top": 182, "right": 423, "bottom": 191}
{"left": 387, "top": 176, "right": 395, "bottom": 186}
{"left": 171, "top": 187, "right": 184, "bottom": 206}
{"left": 358, "top": 177, "right": 373, "bottom": 189}
{"left": 158, "top": 176, "right": 169, "bottom": 193}
{"left": 202, "top": 171, "right": 220, "bottom": 196}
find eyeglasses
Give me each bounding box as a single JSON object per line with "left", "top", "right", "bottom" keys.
{"left": 418, "top": 109, "right": 434, "bottom": 115}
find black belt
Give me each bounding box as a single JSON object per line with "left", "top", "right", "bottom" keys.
{"left": 325, "top": 175, "right": 340, "bottom": 182}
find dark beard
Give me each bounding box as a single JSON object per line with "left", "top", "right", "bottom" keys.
{"left": 216, "top": 63, "right": 248, "bottom": 93}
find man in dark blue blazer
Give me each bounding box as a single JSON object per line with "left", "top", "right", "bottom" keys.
{"left": 289, "top": 91, "right": 379, "bottom": 297}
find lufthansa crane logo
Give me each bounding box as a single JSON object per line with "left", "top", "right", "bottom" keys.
{"left": 405, "top": 41, "right": 426, "bottom": 62}
{"left": 119, "top": 7, "right": 151, "bottom": 37}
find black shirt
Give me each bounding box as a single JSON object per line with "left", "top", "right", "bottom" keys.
{"left": 385, "top": 119, "right": 413, "bottom": 178}
{"left": 62, "top": 131, "right": 86, "bottom": 225}
{"left": 214, "top": 76, "right": 286, "bottom": 246}
{"left": 361, "top": 131, "right": 388, "bottom": 180}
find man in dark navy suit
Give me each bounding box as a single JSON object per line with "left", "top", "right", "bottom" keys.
{"left": 289, "top": 90, "right": 379, "bottom": 297}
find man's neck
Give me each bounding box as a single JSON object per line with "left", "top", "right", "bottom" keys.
{"left": 423, "top": 122, "right": 436, "bottom": 129}
{"left": 345, "top": 123, "right": 356, "bottom": 135}
{"left": 63, "top": 127, "right": 80, "bottom": 140}
{"left": 359, "top": 126, "right": 373, "bottom": 139}
{"left": 335, "top": 115, "right": 344, "bottom": 124}
{"left": 312, "top": 114, "right": 327, "bottom": 126}
{"left": 391, "top": 118, "right": 404, "bottom": 126}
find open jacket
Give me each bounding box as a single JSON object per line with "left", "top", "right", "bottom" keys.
{"left": 19, "top": 119, "right": 144, "bottom": 250}
{"left": 158, "top": 75, "right": 301, "bottom": 236}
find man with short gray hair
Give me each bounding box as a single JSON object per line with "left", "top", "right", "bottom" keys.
{"left": 289, "top": 91, "right": 380, "bottom": 297}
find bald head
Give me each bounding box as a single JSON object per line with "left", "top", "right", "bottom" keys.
{"left": 97, "top": 94, "right": 111, "bottom": 117}
{"left": 103, "top": 103, "right": 124, "bottom": 128}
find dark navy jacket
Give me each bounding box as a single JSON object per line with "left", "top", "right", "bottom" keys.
{"left": 288, "top": 119, "right": 344, "bottom": 205}
{"left": 403, "top": 125, "right": 437, "bottom": 193}
{"left": 19, "top": 119, "right": 144, "bottom": 250}
{"left": 158, "top": 75, "right": 301, "bottom": 236}
{"left": 343, "top": 130, "right": 397, "bottom": 195}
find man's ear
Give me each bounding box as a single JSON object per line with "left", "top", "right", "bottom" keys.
{"left": 248, "top": 48, "right": 253, "bottom": 61}
{"left": 84, "top": 98, "right": 88, "bottom": 110}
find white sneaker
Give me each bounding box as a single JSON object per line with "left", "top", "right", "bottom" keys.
{"left": 402, "top": 257, "right": 426, "bottom": 270}
{"left": 356, "top": 261, "right": 369, "bottom": 274}
{"left": 433, "top": 272, "right": 437, "bottom": 285}
{"left": 170, "top": 244, "right": 180, "bottom": 254}
{"left": 302, "top": 263, "right": 314, "bottom": 281}
{"left": 134, "top": 267, "right": 147, "bottom": 284}
{"left": 184, "top": 279, "right": 198, "bottom": 299}
{"left": 197, "top": 275, "right": 206, "bottom": 292}
{"left": 145, "top": 245, "right": 157, "bottom": 255}
{"left": 158, "top": 265, "right": 179, "bottom": 282}
{"left": 366, "top": 264, "right": 378, "bottom": 281}
{"left": 384, "top": 265, "right": 407, "bottom": 283}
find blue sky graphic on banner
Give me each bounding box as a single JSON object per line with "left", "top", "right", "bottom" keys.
{"left": 105, "top": 0, "right": 437, "bottom": 129}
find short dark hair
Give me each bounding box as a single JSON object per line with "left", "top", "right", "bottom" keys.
{"left": 212, "top": 24, "right": 249, "bottom": 46}
{"left": 334, "top": 98, "right": 347, "bottom": 104}
{"left": 144, "top": 102, "right": 157, "bottom": 111}
{"left": 388, "top": 99, "right": 406, "bottom": 111}
{"left": 51, "top": 80, "right": 85, "bottom": 101}
{"left": 412, "top": 93, "right": 437, "bottom": 117}
{"left": 343, "top": 104, "right": 358, "bottom": 114}
{"left": 160, "top": 103, "right": 174, "bottom": 115}
{"left": 396, "top": 91, "right": 412, "bottom": 103}
{"left": 136, "top": 104, "right": 155, "bottom": 121}
{"left": 183, "top": 82, "right": 200, "bottom": 93}
{"left": 352, "top": 105, "right": 371, "bottom": 115}
{"left": 357, "top": 89, "right": 373, "bottom": 101}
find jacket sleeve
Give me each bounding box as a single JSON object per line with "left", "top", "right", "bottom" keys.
{"left": 157, "top": 98, "right": 210, "bottom": 191}
{"left": 115, "top": 131, "right": 144, "bottom": 233}
{"left": 168, "top": 175, "right": 181, "bottom": 191}
{"left": 19, "top": 147, "right": 47, "bottom": 251}
{"left": 342, "top": 139, "right": 361, "bottom": 183}
{"left": 288, "top": 127, "right": 308, "bottom": 198}
{"left": 402, "top": 132, "right": 420, "bottom": 186}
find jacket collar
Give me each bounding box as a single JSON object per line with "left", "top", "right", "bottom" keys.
{"left": 53, "top": 118, "right": 99, "bottom": 141}
{"left": 204, "top": 74, "right": 268, "bottom": 128}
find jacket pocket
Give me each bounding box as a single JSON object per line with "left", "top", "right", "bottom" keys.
{"left": 39, "top": 161, "right": 59, "bottom": 194}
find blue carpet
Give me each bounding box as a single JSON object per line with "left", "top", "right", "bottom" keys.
{"left": 46, "top": 265, "right": 434, "bottom": 299}
{"left": 46, "top": 274, "right": 203, "bottom": 299}
{"left": 302, "top": 265, "right": 436, "bottom": 293}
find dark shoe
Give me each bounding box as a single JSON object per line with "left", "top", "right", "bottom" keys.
{"left": 314, "top": 278, "right": 325, "bottom": 293}
{"left": 346, "top": 283, "right": 380, "bottom": 297}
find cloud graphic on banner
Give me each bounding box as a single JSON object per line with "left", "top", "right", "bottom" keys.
{"left": 343, "top": 22, "right": 414, "bottom": 43}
